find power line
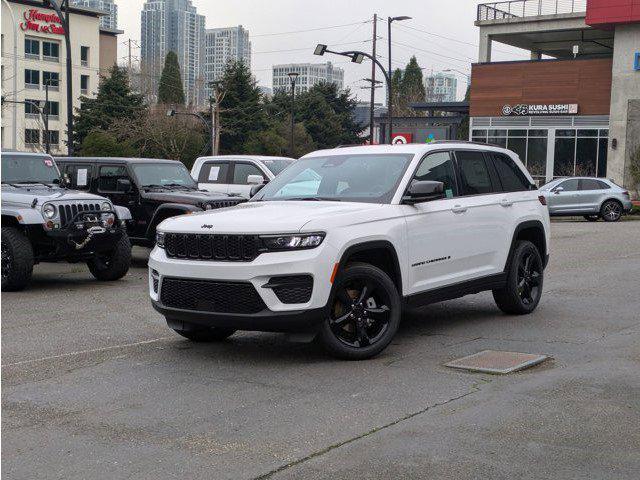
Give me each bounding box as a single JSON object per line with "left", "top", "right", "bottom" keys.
{"left": 251, "top": 20, "right": 371, "bottom": 37}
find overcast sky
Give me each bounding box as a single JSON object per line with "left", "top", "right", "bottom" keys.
{"left": 116, "top": 0, "right": 526, "bottom": 102}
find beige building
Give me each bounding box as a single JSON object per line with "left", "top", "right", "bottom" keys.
{"left": 1, "top": 0, "right": 121, "bottom": 155}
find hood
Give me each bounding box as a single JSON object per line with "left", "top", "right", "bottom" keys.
{"left": 1, "top": 184, "right": 109, "bottom": 206}
{"left": 158, "top": 200, "right": 384, "bottom": 234}
{"left": 143, "top": 188, "right": 239, "bottom": 206}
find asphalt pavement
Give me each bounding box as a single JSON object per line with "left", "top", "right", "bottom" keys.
{"left": 2, "top": 220, "right": 639, "bottom": 480}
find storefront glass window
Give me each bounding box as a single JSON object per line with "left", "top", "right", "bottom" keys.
{"left": 506, "top": 138, "right": 526, "bottom": 163}
{"left": 576, "top": 138, "right": 598, "bottom": 176}
{"left": 554, "top": 137, "right": 576, "bottom": 176}
{"left": 597, "top": 138, "right": 608, "bottom": 177}
{"left": 488, "top": 137, "right": 507, "bottom": 148}
{"left": 527, "top": 138, "right": 547, "bottom": 180}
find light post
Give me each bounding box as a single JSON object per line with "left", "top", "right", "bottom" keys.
{"left": 287, "top": 72, "right": 299, "bottom": 157}
{"left": 387, "top": 15, "right": 411, "bottom": 143}
{"left": 314, "top": 44, "right": 394, "bottom": 144}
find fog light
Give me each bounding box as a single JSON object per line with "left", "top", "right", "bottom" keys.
{"left": 45, "top": 220, "right": 54, "bottom": 229}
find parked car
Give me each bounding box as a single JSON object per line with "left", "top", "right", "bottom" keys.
{"left": 1, "top": 152, "right": 132, "bottom": 291}
{"left": 191, "top": 155, "right": 295, "bottom": 197}
{"left": 150, "top": 143, "right": 550, "bottom": 359}
{"left": 55, "top": 157, "right": 246, "bottom": 247}
{"left": 539, "top": 177, "right": 632, "bottom": 222}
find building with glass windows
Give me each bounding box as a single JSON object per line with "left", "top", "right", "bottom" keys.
{"left": 424, "top": 71, "right": 458, "bottom": 103}
{"left": 272, "top": 62, "right": 344, "bottom": 95}
{"left": 71, "top": 0, "right": 117, "bottom": 29}
{"left": 204, "top": 25, "right": 251, "bottom": 98}
{"left": 1, "top": 0, "right": 121, "bottom": 155}
{"left": 471, "top": 0, "right": 639, "bottom": 188}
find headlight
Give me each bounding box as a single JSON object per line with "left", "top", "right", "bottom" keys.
{"left": 156, "top": 231, "right": 165, "bottom": 248}
{"left": 42, "top": 203, "right": 56, "bottom": 219}
{"left": 260, "top": 233, "right": 325, "bottom": 251}
{"left": 101, "top": 201, "right": 112, "bottom": 211}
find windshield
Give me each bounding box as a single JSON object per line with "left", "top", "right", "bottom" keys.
{"left": 260, "top": 158, "right": 294, "bottom": 176}
{"left": 1, "top": 153, "right": 60, "bottom": 184}
{"left": 254, "top": 153, "right": 414, "bottom": 203}
{"left": 132, "top": 163, "right": 197, "bottom": 188}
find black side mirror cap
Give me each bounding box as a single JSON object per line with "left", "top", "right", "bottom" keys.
{"left": 402, "top": 180, "right": 445, "bottom": 205}
{"left": 249, "top": 183, "right": 266, "bottom": 198}
{"left": 116, "top": 178, "right": 132, "bottom": 193}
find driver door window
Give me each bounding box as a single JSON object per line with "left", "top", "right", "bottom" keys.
{"left": 412, "top": 151, "right": 458, "bottom": 198}
{"left": 229, "top": 162, "right": 265, "bottom": 197}
{"left": 98, "top": 165, "right": 129, "bottom": 192}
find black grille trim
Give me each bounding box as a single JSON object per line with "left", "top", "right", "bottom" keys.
{"left": 59, "top": 203, "right": 101, "bottom": 227}
{"left": 164, "top": 233, "right": 261, "bottom": 261}
{"left": 160, "top": 277, "right": 267, "bottom": 314}
{"left": 267, "top": 275, "right": 314, "bottom": 304}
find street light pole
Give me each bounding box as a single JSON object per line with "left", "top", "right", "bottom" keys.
{"left": 387, "top": 16, "right": 411, "bottom": 144}
{"left": 47, "top": 0, "right": 74, "bottom": 156}
{"left": 44, "top": 81, "right": 51, "bottom": 154}
{"left": 287, "top": 72, "right": 299, "bottom": 157}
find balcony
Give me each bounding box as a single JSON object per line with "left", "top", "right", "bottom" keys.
{"left": 477, "top": 0, "right": 586, "bottom": 22}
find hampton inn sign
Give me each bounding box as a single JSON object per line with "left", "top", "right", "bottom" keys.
{"left": 20, "top": 9, "right": 65, "bottom": 35}
{"left": 501, "top": 104, "right": 579, "bottom": 116}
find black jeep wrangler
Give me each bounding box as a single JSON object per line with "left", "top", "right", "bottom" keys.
{"left": 55, "top": 157, "right": 246, "bottom": 247}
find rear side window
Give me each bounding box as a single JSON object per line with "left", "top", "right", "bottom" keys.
{"left": 455, "top": 151, "right": 495, "bottom": 195}
{"left": 490, "top": 153, "right": 532, "bottom": 192}
{"left": 413, "top": 151, "right": 458, "bottom": 198}
{"left": 199, "top": 162, "right": 229, "bottom": 183}
{"left": 579, "top": 179, "right": 609, "bottom": 190}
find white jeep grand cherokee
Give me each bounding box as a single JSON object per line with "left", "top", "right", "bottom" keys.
{"left": 150, "top": 143, "right": 550, "bottom": 359}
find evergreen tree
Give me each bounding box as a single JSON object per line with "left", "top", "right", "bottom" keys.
{"left": 157, "top": 51, "right": 185, "bottom": 105}
{"left": 72, "top": 65, "right": 145, "bottom": 152}
{"left": 391, "top": 68, "right": 404, "bottom": 111}
{"left": 401, "top": 56, "right": 426, "bottom": 102}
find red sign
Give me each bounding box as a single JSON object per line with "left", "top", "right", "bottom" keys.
{"left": 392, "top": 133, "right": 413, "bottom": 144}
{"left": 20, "top": 9, "right": 65, "bottom": 35}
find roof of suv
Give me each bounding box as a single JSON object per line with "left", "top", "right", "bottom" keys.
{"left": 304, "top": 142, "right": 515, "bottom": 158}
{"left": 195, "top": 155, "right": 295, "bottom": 162}
{"left": 55, "top": 157, "right": 181, "bottom": 165}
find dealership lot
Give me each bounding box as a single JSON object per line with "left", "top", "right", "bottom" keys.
{"left": 2, "top": 221, "right": 639, "bottom": 479}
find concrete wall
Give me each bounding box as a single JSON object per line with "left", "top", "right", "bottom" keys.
{"left": 99, "top": 32, "right": 117, "bottom": 74}
{"left": 606, "top": 23, "right": 640, "bottom": 189}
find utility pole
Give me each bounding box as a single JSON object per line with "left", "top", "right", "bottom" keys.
{"left": 369, "top": 13, "right": 377, "bottom": 144}
{"left": 208, "top": 81, "right": 225, "bottom": 155}
{"left": 44, "top": 82, "right": 51, "bottom": 154}
{"left": 210, "top": 96, "right": 216, "bottom": 155}
{"left": 287, "top": 72, "right": 300, "bottom": 157}
{"left": 128, "top": 38, "right": 132, "bottom": 72}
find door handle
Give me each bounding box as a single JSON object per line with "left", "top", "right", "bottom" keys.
{"left": 500, "top": 199, "right": 514, "bottom": 207}
{"left": 451, "top": 205, "right": 467, "bottom": 214}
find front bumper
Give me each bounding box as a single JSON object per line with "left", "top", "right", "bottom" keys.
{"left": 46, "top": 211, "right": 123, "bottom": 254}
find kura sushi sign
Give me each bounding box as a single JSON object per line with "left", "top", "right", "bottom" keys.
{"left": 20, "top": 9, "right": 65, "bottom": 35}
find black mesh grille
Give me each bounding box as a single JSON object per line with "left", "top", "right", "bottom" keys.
{"left": 207, "top": 199, "right": 246, "bottom": 209}
{"left": 152, "top": 277, "right": 159, "bottom": 293}
{"left": 164, "top": 233, "right": 261, "bottom": 261}
{"left": 160, "top": 278, "right": 266, "bottom": 314}
{"left": 271, "top": 275, "right": 313, "bottom": 304}
{"left": 59, "top": 203, "right": 101, "bottom": 226}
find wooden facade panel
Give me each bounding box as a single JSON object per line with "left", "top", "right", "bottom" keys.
{"left": 470, "top": 58, "right": 613, "bottom": 117}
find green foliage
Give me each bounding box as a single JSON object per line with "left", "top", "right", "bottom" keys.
{"left": 80, "top": 131, "right": 135, "bottom": 157}
{"left": 158, "top": 51, "right": 185, "bottom": 105}
{"left": 243, "top": 120, "right": 315, "bottom": 158}
{"left": 401, "top": 56, "right": 426, "bottom": 103}
{"left": 73, "top": 65, "right": 145, "bottom": 152}
{"left": 218, "top": 60, "right": 267, "bottom": 155}
{"left": 629, "top": 144, "right": 640, "bottom": 184}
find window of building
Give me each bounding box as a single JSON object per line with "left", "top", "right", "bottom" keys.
{"left": 80, "top": 46, "right": 89, "bottom": 66}
{"left": 44, "top": 130, "right": 60, "bottom": 146}
{"left": 43, "top": 71, "right": 60, "bottom": 90}
{"left": 24, "top": 99, "right": 40, "bottom": 117}
{"left": 25, "top": 38, "right": 40, "bottom": 59}
{"left": 413, "top": 151, "right": 458, "bottom": 197}
{"left": 42, "top": 41, "right": 60, "bottom": 62}
{"left": 80, "top": 75, "right": 89, "bottom": 94}
{"left": 44, "top": 101, "right": 60, "bottom": 119}
{"left": 24, "top": 69, "right": 40, "bottom": 89}
{"left": 25, "top": 128, "right": 40, "bottom": 145}
{"left": 455, "top": 150, "right": 495, "bottom": 195}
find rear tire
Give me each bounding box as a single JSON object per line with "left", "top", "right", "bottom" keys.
{"left": 493, "top": 240, "right": 543, "bottom": 315}
{"left": 1, "top": 226, "right": 34, "bottom": 291}
{"left": 171, "top": 325, "right": 236, "bottom": 342}
{"left": 600, "top": 200, "right": 622, "bottom": 222}
{"left": 316, "top": 262, "right": 401, "bottom": 360}
{"left": 583, "top": 215, "right": 599, "bottom": 222}
{"left": 87, "top": 232, "right": 132, "bottom": 281}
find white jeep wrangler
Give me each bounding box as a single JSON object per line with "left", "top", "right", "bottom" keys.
{"left": 150, "top": 143, "right": 550, "bottom": 359}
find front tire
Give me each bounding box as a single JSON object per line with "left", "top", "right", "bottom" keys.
{"left": 493, "top": 240, "right": 543, "bottom": 315}
{"left": 1, "top": 226, "right": 34, "bottom": 291}
{"left": 601, "top": 200, "right": 622, "bottom": 222}
{"left": 87, "top": 232, "right": 132, "bottom": 281}
{"left": 316, "top": 263, "right": 401, "bottom": 360}
{"left": 171, "top": 325, "right": 236, "bottom": 342}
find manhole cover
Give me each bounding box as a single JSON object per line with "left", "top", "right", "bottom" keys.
{"left": 445, "top": 350, "right": 549, "bottom": 374}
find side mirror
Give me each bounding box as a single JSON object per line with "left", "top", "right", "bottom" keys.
{"left": 249, "top": 183, "right": 266, "bottom": 197}
{"left": 58, "top": 173, "right": 71, "bottom": 187}
{"left": 552, "top": 186, "right": 564, "bottom": 194}
{"left": 247, "top": 174, "right": 265, "bottom": 185}
{"left": 402, "top": 180, "right": 445, "bottom": 205}
{"left": 116, "top": 178, "right": 132, "bottom": 193}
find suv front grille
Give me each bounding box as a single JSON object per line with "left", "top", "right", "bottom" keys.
{"left": 164, "top": 233, "right": 261, "bottom": 261}
{"left": 59, "top": 203, "right": 102, "bottom": 226}
{"left": 207, "top": 199, "right": 246, "bottom": 209}
{"left": 160, "top": 277, "right": 266, "bottom": 314}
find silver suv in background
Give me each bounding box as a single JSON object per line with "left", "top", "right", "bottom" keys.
{"left": 192, "top": 155, "right": 295, "bottom": 198}
{"left": 540, "top": 177, "right": 632, "bottom": 222}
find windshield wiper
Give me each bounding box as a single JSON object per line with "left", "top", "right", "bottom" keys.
{"left": 283, "top": 196, "right": 341, "bottom": 202}
{"left": 142, "top": 184, "right": 165, "bottom": 189}
{"left": 9, "top": 181, "right": 55, "bottom": 187}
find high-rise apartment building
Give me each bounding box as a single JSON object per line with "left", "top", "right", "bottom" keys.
{"left": 140, "top": 0, "right": 205, "bottom": 104}
{"left": 424, "top": 72, "right": 458, "bottom": 102}
{"left": 204, "top": 25, "right": 251, "bottom": 95}
{"left": 71, "top": 0, "right": 118, "bottom": 29}
{"left": 272, "top": 62, "right": 344, "bottom": 94}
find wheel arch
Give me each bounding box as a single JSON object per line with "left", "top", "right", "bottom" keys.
{"left": 146, "top": 203, "right": 202, "bottom": 240}
{"left": 506, "top": 220, "right": 547, "bottom": 271}
{"left": 337, "top": 240, "right": 403, "bottom": 294}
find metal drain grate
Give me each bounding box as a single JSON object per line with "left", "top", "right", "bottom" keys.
{"left": 445, "top": 350, "right": 549, "bottom": 374}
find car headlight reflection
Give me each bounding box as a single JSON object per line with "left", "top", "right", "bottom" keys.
{"left": 42, "top": 203, "right": 56, "bottom": 219}
{"left": 260, "top": 233, "right": 325, "bottom": 251}
{"left": 101, "top": 201, "right": 112, "bottom": 211}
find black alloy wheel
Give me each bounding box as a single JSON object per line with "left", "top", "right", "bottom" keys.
{"left": 601, "top": 200, "right": 622, "bottom": 222}
{"left": 317, "top": 263, "right": 401, "bottom": 360}
{"left": 516, "top": 250, "right": 542, "bottom": 307}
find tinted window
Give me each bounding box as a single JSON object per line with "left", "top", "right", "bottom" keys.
{"left": 579, "top": 179, "right": 609, "bottom": 191}
{"left": 98, "top": 165, "right": 129, "bottom": 191}
{"left": 455, "top": 151, "right": 494, "bottom": 195}
{"left": 132, "top": 163, "right": 196, "bottom": 188}
{"left": 199, "top": 162, "right": 229, "bottom": 183}
{"left": 67, "top": 165, "right": 92, "bottom": 190}
{"left": 233, "top": 163, "right": 264, "bottom": 184}
{"left": 490, "top": 153, "right": 531, "bottom": 192}
{"left": 557, "top": 179, "right": 579, "bottom": 191}
{"left": 413, "top": 151, "right": 458, "bottom": 198}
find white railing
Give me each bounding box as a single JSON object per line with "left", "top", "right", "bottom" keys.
{"left": 478, "top": 0, "right": 587, "bottom": 21}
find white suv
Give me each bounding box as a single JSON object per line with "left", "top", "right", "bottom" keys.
{"left": 150, "top": 143, "right": 550, "bottom": 359}
{"left": 191, "top": 155, "right": 295, "bottom": 197}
